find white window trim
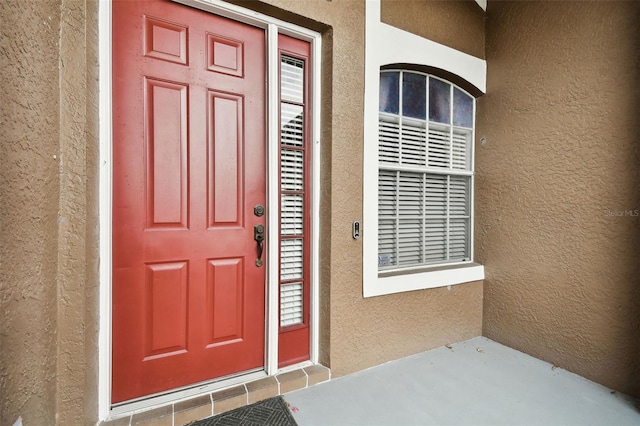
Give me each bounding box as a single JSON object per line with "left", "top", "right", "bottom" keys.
{"left": 99, "top": 0, "right": 321, "bottom": 420}
{"left": 363, "top": 0, "right": 486, "bottom": 298}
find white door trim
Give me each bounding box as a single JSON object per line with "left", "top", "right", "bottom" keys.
{"left": 97, "top": 0, "right": 112, "bottom": 420}
{"left": 98, "top": 0, "right": 321, "bottom": 420}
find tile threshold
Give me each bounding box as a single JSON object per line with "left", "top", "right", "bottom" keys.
{"left": 101, "top": 364, "right": 331, "bottom": 426}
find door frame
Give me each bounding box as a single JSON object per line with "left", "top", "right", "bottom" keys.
{"left": 98, "top": 0, "right": 321, "bottom": 419}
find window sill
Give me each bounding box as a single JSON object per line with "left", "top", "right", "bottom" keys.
{"left": 363, "top": 262, "right": 484, "bottom": 298}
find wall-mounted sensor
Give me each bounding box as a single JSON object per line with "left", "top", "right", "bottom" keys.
{"left": 352, "top": 221, "right": 361, "bottom": 239}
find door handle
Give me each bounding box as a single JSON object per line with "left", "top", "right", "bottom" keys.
{"left": 254, "top": 224, "right": 265, "bottom": 267}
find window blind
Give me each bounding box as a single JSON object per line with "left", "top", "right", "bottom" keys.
{"left": 280, "top": 282, "right": 304, "bottom": 327}
{"left": 378, "top": 70, "right": 474, "bottom": 271}
{"left": 280, "top": 55, "right": 306, "bottom": 327}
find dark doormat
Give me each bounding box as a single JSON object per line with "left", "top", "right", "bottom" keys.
{"left": 189, "top": 396, "right": 298, "bottom": 426}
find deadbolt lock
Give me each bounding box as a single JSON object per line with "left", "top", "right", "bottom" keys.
{"left": 254, "top": 205, "right": 265, "bottom": 217}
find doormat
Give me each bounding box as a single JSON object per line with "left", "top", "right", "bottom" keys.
{"left": 189, "top": 396, "right": 298, "bottom": 426}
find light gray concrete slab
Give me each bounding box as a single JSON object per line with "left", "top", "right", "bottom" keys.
{"left": 284, "top": 337, "right": 640, "bottom": 426}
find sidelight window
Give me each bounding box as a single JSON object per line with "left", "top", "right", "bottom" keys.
{"left": 279, "top": 55, "right": 308, "bottom": 328}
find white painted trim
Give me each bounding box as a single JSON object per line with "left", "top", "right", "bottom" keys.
{"left": 364, "top": 264, "right": 485, "bottom": 298}
{"left": 373, "top": 24, "right": 486, "bottom": 93}
{"left": 470, "top": 84, "right": 478, "bottom": 264}
{"left": 362, "top": 0, "right": 486, "bottom": 298}
{"left": 98, "top": 0, "right": 322, "bottom": 421}
{"left": 310, "top": 34, "right": 322, "bottom": 365}
{"left": 97, "top": 0, "right": 112, "bottom": 420}
{"left": 266, "top": 23, "right": 280, "bottom": 378}
{"left": 176, "top": 0, "right": 322, "bottom": 41}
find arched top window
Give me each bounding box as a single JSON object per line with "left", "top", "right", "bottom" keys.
{"left": 380, "top": 69, "right": 474, "bottom": 133}
{"left": 377, "top": 69, "right": 475, "bottom": 271}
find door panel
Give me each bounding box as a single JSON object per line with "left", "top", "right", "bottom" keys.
{"left": 209, "top": 92, "right": 243, "bottom": 226}
{"left": 145, "top": 78, "right": 188, "bottom": 228}
{"left": 207, "top": 258, "right": 244, "bottom": 345}
{"left": 112, "top": 0, "right": 266, "bottom": 403}
{"left": 144, "top": 262, "right": 188, "bottom": 358}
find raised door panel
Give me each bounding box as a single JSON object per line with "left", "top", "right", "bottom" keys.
{"left": 208, "top": 92, "right": 243, "bottom": 227}
{"left": 145, "top": 78, "right": 188, "bottom": 229}
{"left": 207, "top": 258, "right": 244, "bottom": 346}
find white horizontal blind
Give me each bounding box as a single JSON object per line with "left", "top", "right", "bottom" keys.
{"left": 452, "top": 129, "right": 471, "bottom": 170}
{"left": 378, "top": 170, "right": 396, "bottom": 267}
{"left": 280, "top": 55, "right": 305, "bottom": 327}
{"left": 281, "top": 57, "right": 304, "bottom": 103}
{"left": 377, "top": 171, "right": 470, "bottom": 269}
{"left": 280, "top": 238, "right": 303, "bottom": 280}
{"left": 281, "top": 105, "right": 304, "bottom": 147}
{"left": 425, "top": 174, "right": 447, "bottom": 264}
{"left": 378, "top": 122, "right": 471, "bottom": 171}
{"left": 398, "top": 172, "right": 422, "bottom": 266}
{"left": 378, "top": 71, "right": 474, "bottom": 271}
{"left": 281, "top": 194, "right": 303, "bottom": 235}
{"left": 427, "top": 125, "right": 450, "bottom": 168}
{"left": 280, "top": 282, "right": 304, "bottom": 327}
{"left": 281, "top": 149, "right": 304, "bottom": 191}
{"left": 379, "top": 120, "right": 401, "bottom": 163}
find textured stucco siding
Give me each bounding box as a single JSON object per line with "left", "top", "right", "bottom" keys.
{"left": 57, "top": 0, "right": 100, "bottom": 424}
{"left": 476, "top": 1, "right": 640, "bottom": 398}
{"left": 1, "top": 1, "right": 62, "bottom": 424}
{"left": 0, "top": 0, "right": 100, "bottom": 424}
{"left": 381, "top": 0, "right": 485, "bottom": 59}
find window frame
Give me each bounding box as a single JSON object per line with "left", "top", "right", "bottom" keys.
{"left": 377, "top": 69, "right": 475, "bottom": 273}
{"left": 362, "top": 0, "right": 486, "bottom": 298}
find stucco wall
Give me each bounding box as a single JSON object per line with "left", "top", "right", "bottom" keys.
{"left": 1, "top": 1, "right": 62, "bottom": 424}
{"left": 263, "top": 0, "right": 485, "bottom": 378}
{"left": 57, "top": 0, "right": 100, "bottom": 424}
{"left": 476, "top": 1, "right": 640, "bottom": 398}
{"left": 381, "top": 0, "right": 485, "bottom": 59}
{"left": 0, "top": 0, "right": 100, "bottom": 424}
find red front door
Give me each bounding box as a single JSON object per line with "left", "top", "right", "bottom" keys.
{"left": 112, "top": 0, "right": 266, "bottom": 403}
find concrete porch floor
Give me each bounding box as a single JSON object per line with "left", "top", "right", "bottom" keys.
{"left": 283, "top": 337, "right": 640, "bottom": 426}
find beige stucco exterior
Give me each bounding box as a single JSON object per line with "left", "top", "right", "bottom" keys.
{"left": 1, "top": 1, "right": 61, "bottom": 423}
{"left": 2, "top": 0, "right": 101, "bottom": 424}
{"left": 381, "top": 0, "right": 485, "bottom": 59}
{"left": 476, "top": 0, "right": 640, "bottom": 399}
{"left": 1, "top": 0, "right": 638, "bottom": 424}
